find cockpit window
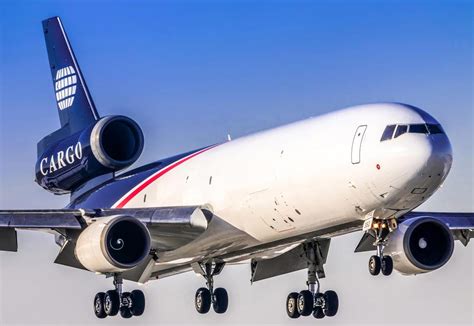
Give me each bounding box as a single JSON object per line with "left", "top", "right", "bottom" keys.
{"left": 427, "top": 124, "right": 444, "bottom": 134}
{"left": 380, "top": 123, "right": 445, "bottom": 141}
{"left": 380, "top": 125, "right": 396, "bottom": 141}
{"left": 409, "top": 124, "right": 428, "bottom": 134}
{"left": 394, "top": 125, "right": 408, "bottom": 138}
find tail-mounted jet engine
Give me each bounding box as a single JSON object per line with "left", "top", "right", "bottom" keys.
{"left": 75, "top": 215, "right": 151, "bottom": 273}
{"left": 35, "top": 115, "right": 144, "bottom": 194}
{"left": 384, "top": 217, "right": 454, "bottom": 275}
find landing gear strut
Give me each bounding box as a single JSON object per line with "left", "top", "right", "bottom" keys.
{"left": 286, "top": 241, "right": 339, "bottom": 319}
{"left": 367, "top": 219, "right": 394, "bottom": 276}
{"left": 93, "top": 273, "right": 145, "bottom": 319}
{"left": 193, "top": 261, "right": 228, "bottom": 314}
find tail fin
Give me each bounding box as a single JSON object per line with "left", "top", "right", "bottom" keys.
{"left": 42, "top": 17, "right": 99, "bottom": 134}
{"left": 36, "top": 17, "right": 144, "bottom": 194}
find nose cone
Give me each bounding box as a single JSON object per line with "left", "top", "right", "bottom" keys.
{"left": 365, "top": 103, "right": 453, "bottom": 211}
{"left": 383, "top": 132, "right": 453, "bottom": 209}
{"left": 427, "top": 132, "right": 453, "bottom": 181}
{"left": 389, "top": 132, "right": 452, "bottom": 182}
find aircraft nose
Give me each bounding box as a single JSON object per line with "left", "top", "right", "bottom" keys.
{"left": 383, "top": 130, "right": 453, "bottom": 193}
{"left": 399, "top": 131, "right": 453, "bottom": 191}
{"left": 426, "top": 132, "right": 453, "bottom": 180}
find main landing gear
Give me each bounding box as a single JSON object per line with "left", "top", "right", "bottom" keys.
{"left": 286, "top": 241, "right": 339, "bottom": 320}
{"left": 93, "top": 274, "right": 145, "bottom": 319}
{"left": 367, "top": 218, "right": 394, "bottom": 276}
{"left": 193, "top": 261, "right": 228, "bottom": 314}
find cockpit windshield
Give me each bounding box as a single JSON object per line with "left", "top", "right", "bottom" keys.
{"left": 394, "top": 125, "right": 408, "bottom": 138}
{"left": 380, "top": 123, "right": 444, "bottom": 141}
{"left": 380, "top": 125, "right": 396, "bottom": 141}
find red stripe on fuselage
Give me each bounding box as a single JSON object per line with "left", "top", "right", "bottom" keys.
{"left": 115, "top": 145, "right": 218, "bottom": 208}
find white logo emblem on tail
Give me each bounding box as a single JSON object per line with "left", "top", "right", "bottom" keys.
{"left": 55, "top": 66, "right": 77, "bottom": 110}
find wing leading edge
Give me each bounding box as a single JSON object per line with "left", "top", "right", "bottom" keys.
{"left": 0, "top": 206, "right": 211, "bottom": 252}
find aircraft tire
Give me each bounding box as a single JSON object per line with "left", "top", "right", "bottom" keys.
{"left": 368, "top": 255, "right": 381, "bottom": 275}
{"left": 286, "top": 292, "right": 300, "bottom": 319}
{"left": 297, "top": 290, "right": 313, "bottom": 316}
{"left": 195, "top": 287, "right": 211, "bottom": 314}
{"left": 381, "top": 256, "right": 393, "bottom": 276}
{"left": 323, "top": 290, "right": 339, "bottom": 317}
{"left": 120, "top": 306, "right": 133, "bottom": 319}
{"left": 313, "top": 306, "right": 325, "bottom": 319}
{"left": 93, "top": 292, "right": 107, "bottom": 319}
{"left": 212, "top": 288, "right": 228, "bottom": 314}
{"left": 104, "top": 290, "right": 120, "bottom": 316}
{"left": 130, "top": 290, "right": 146, "bottom": 316}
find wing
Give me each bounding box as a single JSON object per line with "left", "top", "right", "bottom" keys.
{"left": 402, "top": 211, "right": 474, "bottom": 246}
{"left": 355, "top": 211, "right": 474, "bottom": 252}
{"left": 149, "top": 220, "right": 363, "bottom": 282}
{"left": 0, "top": 209, "right": 84, "bottom": 251}
{"left": 0, "top": 206, "right": 210, "bottom": 258}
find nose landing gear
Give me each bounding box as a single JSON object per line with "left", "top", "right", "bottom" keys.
{"left": 366, "top": 218, "right": 395, "bottom": 276}
{"left": 285, "top": 241, "right": 339, "bottom": 320}
{"left": 93, "top": 274, "right": 146, "bottom": 319}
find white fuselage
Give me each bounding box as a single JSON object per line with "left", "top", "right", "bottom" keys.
{"left": 113, "top": 103, "right": 452, "bottom": 246}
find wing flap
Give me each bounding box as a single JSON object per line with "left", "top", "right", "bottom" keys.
{"left": 0, "top": 228, "right": 18, "bottom": 252}
{"left": 250, "top": 239, "right": 331, "bottom": 282}
{"left": 0, "top": 210, "right": 83, "bottom": 229}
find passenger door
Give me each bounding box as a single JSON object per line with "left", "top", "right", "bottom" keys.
{"left": 351, "top": 125, "right": 367, "bottom": 164}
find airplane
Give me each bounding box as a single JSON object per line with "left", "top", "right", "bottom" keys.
{"left": 0, "top": 16, "right": 473, "bottom": 320}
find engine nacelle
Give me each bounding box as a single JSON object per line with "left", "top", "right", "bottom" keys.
{"left": 35, "top": 115, "right": 144, "bottom": 194}
{"left": 75, "top": 215, "right": 151, "bottom": 273}
{"left": 384, "top": 217, "right": 454, "bottom": 275}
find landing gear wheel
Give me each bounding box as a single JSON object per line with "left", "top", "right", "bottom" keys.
{"left": 381, "top": 256, "right": 393, "bottom": 276}
{"left": 120, "top": 306, "right": 133, "bottom": 319}
{"left": 122, "top": 292, "right": 131, "bottom": 307}
{"left": 286, "top": 292, "right": 300, "bottom": 319}
{"left": 313, "top": 307, "right": 325, "bottom": 319}
{"left": 313, "top": 293, "right": 325, "bottom": 319}
{"left": 323, "top": 290, "right": 339, "bottom": 317}
{"left": 297, "top": 290, "right": 313, "bottom": 316}
{"left": 94, "top": 292, "right": 107, "bottom": 319}
{"left": 130, "top": 289, "right": 145, "bottom": 316}
{"left": 104, "top": 290, "right": 120, "bottom": 316}
{"left": 195, "top": 287, "right": 211, "bottom": 314}
{"left": 212, "top": 288, "right": 228, "bottom": 314}
{"left": 368, "top": 255, "right": 381, "bottom": 276}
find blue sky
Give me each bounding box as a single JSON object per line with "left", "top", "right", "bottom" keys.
{"left": 1, "top": 0, "right": 471, "bottom": 209}
{"left": 0, "top": 1, "right": 472, "bottom": 324}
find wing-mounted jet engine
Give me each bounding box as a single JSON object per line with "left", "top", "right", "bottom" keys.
{"left": 355, "top": 214, "right": 459, "bottom": 276}
{"left": 75, "top": 215, "right": 151, "bottom": 273}
{"left": 384, "top": 217, "right": 454, "bottom": 275}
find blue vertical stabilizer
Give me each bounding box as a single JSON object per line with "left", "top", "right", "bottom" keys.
{"left": 42, "top": 17, "right": 99, "bottom": 134}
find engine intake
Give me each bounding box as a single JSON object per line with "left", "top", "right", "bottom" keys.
{"left": 75, "top": 215, "right": 151, "bottom": 273}
{"left": 385, "top": 217, "right": 454, "bottom": 275}
{"left": 90, "top": 116, "right": 144, "bottom": 170}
